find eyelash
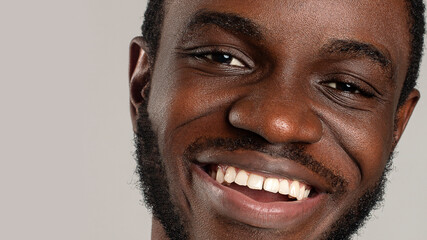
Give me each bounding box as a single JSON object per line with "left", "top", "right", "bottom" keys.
{"left": 184, "top": 48, "right": 377, "bottom": 98}
{"left": 189, "top": 47, "right": 249, "bottom": 68}
{"left": 323, "top": 77, "right": 375, "bottom": 98}
{"left": 197, "top": 52, "right": 245, "bottom": 67}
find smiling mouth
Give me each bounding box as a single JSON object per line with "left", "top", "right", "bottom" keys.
{"left": 192, "top": 151, "right": 329, "bottom": 229}
{"left": 203, "top": 164, "right": 317, "bottom": 202}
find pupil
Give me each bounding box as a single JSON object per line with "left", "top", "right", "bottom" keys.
{"left": 212, "top": 53, "right": 232, "bottom": 64}
{"left": 337, "top": 83, "right": 355, "bottom": 92}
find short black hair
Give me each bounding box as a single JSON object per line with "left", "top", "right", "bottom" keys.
{"left": 141, "top": 0, "right": 425, "bottom": 105}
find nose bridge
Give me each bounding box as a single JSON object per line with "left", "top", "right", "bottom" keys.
{"left": 228, "top": 81, "right": 323, "bottom": 144}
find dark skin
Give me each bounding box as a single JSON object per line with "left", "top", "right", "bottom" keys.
{"left": 130, "top": 0, "right": 420, "bottom": 239}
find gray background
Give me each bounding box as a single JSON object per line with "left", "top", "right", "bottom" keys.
{"left": 0, "top": 0, "right": 425, "bottom": 239}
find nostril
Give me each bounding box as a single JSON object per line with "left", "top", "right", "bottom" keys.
{"left": 228, "top": 94, "right": 323, "bottom": 144}
{"left": 228, "top": 97, "right": 258, "bottom": 129}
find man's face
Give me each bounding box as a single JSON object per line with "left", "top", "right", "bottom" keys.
{"left": 130, "top": 0, "right": 419, "bottom": 239}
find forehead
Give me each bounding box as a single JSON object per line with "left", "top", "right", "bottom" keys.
{"left": 158, "top": 0, "right": 411, "bottom": 84}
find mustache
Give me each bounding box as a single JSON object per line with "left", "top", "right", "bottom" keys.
{"left": 184, "top": 136, "right": 348, "bottom": 193}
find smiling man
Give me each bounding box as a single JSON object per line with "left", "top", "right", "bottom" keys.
{"left": 128, "top": 0, "right": 425, "bottom": 239}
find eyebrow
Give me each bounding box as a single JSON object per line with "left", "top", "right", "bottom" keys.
{"left": 183, "top": 10, "right": 264, "bottom": 41}
{"left": 320, "top": 39, "right": 392, "bottom": 75}
{"left": 181, "top": 12, "right": 393, "bottom": 78}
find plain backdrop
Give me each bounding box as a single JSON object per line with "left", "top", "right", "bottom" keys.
{"left": 0, "top": 0, "right": 426, "bottom": 239}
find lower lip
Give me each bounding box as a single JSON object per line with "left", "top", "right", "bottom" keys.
{"left": 192, "top": 163, "right": 327, "bottom": 229}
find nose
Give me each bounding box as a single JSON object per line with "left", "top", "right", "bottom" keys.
{"left": 228, "top": 92, "right": 323, "bottom": 144}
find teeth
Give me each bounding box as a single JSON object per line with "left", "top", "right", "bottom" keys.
{"left": 279, "top": 179, "right": 290, "bottom": 195}
{"left": 289, "top": 181, "right": 300, "bottom": 198}
{"left": 263, "top": 178, "right": 279, "bottom": 193}
{"left": 215, "top": 167, "right": 225, "bottom": 184}
{"left": 247, "top": 174, "right": 264, "bottom": 190}
{"left": 211, "top": 170, "right": 216, "bottom": 179}
{"left": 224, "top": 167, "right": 237, "bottom": 183}
{"left": 304, "top": 189, "right": 310, "bottom": 198}
{"left": 235, "top": 170, "right": 249, "bottom": 186}
{"left": 297, "top": 185, "right": 306, "bottom": 200}
{"left": 212, "top": 165, "right": 312, "bottom": 201}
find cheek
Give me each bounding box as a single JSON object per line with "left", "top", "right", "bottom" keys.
{"left": 332, "top": 108, "right": 395, "bottom": 187}
{"left": 147, "top": 70, "right": 234, "bottom": 187}
{"left": 152, "top": 70, "right": 242, "bottom": 145}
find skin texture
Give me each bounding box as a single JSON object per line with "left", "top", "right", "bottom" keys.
{"left": 129, "top": 0, "right": 420, "bottom": 239}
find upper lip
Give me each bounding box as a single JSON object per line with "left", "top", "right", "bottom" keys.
{"left": 193, "top": 149, "right": 337, "bottom": 194}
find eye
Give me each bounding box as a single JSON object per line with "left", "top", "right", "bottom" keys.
{"left": 199, "top": 52, "right": 245, "bottom": 67}
{"left": 322, "top": 74, "right": 378, "bottom": 98}
{"left": 326, "top": 82, "right": 361, "bottom": 94}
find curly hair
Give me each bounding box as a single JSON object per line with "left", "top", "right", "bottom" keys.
{"left": 141, "top": 0, "right": 425, "bottom": 104}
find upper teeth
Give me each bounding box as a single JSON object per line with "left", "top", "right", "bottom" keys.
{"left": 216, "top": 165, "right": 311, "bottom": 201}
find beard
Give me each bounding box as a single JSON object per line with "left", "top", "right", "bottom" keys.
{"left": 134, "top": 90, "right": 393, "bottom": 240}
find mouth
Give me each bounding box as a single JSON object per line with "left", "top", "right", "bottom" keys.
{"left": 203, "top": 164, "right": 317, "bottom": 202}
{"left": 190, "top": 150, "right": 330, "bottom": 229}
